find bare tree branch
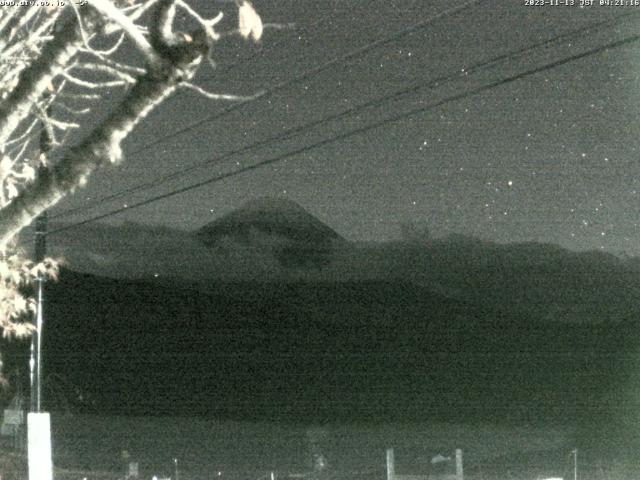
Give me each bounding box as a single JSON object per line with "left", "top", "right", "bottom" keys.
{"left": 0, "top": 17, "right": 210, "bottom": 246}
{"left": 80, "top": 31, "right": 126, "bottom": 56}
{"left": 180, "top": 82, "right": 259, "bottom": 101}
{"left": 0, "top": 6, "right": 40, "bottom": 51}
{"left": 1, "top": 9, "right": 62, "bottom": 59}
{"left": 76, "top": 60, "right": 145, "bottom": 77}
{"left": 89, "top": 0, "right": 160, "bottom": 65}
{"left": 0, "top": 10, "right": 101, "bottom": 147}
{"left": 62, "top": 71, "right": 129, "bottom": 89}
{"left": 176, "top": 0, "right": 222, "bottom": 41}
{"left": 0, "top": 0, "right": 267, "bottom": 346}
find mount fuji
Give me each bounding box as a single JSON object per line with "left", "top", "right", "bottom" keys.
{"left": 196, "top": 197, "right": 347, "bottom": 268}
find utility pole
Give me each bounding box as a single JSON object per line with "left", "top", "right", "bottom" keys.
{"left": 386, "top": 448, "right": 395, "bottom": 480}
{"left": 30, "top": 109, "right": 50, "bottom": 413}
{"left": 31, "top": 185, "right": 47, "bottom": 411}
{"left": 28, "top": 99, "right": 53, "bottom": 480}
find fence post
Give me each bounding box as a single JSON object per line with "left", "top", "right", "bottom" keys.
{"left": 386, "top": 448, "right": 395, "bottom": 480}
{"left": 455, "top": 449, "right": 463, "bottom": 480}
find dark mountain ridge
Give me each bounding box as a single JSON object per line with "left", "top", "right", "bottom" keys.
{"left": 38, "top": 227, "right": 640, "bottom": 324}
{"left": 15, "top": 267, "right": 636, "bottom": 434}
{"left": 36, "top": 198, "right": 640, "bottom": 326}
{"left": 349, "top": 236, "right": 640, "bottom": 324}
{"left": 11, "top": 199, "right": 640, "bottom": 443}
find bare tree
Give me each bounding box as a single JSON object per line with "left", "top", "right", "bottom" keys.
{"left": 0, "top": 0, "right": 264, "bottom": 357}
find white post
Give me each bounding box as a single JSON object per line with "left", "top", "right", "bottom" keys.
{"left": 27, "top": 412, "right": 53, "bottom": 480}
{"left": 128, "top": 461, "right": 139, "bottom": 478}
{"left": 386, "top": 448, "right": 395, "bottom": 480}
{"left": 455, "top": 449, "right": 463, "bottom": 480}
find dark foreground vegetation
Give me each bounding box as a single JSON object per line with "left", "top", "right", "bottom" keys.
{"left": 8, "top": 270, "right": 635, "bottom": 433}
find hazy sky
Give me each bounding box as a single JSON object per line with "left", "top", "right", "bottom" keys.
{"left": 48, "top": 0, "right": 640, "bottom": 255}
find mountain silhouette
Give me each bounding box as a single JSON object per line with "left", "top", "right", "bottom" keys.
{"left": 34, "top": 199, "right": 640, "bottom": 324}
{"left": 195, "top": 197, "right": 347, "bottom": 268}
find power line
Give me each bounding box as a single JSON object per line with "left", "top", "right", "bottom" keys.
{"left": 51, "top": 10, "right": 637, "bottom": 221}
{"left": 50, "top": 0, "right": 484, "bottom": 220}
{"left": 47, "top": 31, "right": 640, "bottom": 237}
{"left": 49, "top": 4, "right": 347, "bottom": 222}
{"left": 120, "top": 0, "right": 486, "bottom": 155}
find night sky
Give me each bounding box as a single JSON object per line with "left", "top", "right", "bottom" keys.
{"left": 48, "top": 0, "right": 640, "bottom": 255}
